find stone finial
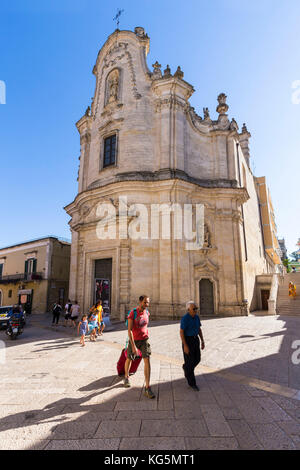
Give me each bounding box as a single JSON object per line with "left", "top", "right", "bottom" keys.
{"left": 152, "top": 61, "right": 162, "bottom": 79}
{"left": 239, "top": 122, "right": 251, "bottom": 167}
{"left": 163, "top": 64, "right": 171, "bottom": 78}
{"left": 203, "top": 107, "right": 210, "bottom": 120}
{"left": 242, "top": 123, "right": 247, "bottom": 133}
{"left": 216, "top": 93, "right": 229, "bottom": 115}
{"left": 85, "top": 106, "right": 91, "bottom": 117}
{"left": 174, "top": 66, "right": 184, "bottom": 79}
{"left": 135, "top": 27, "right": 146, "bottom": 38}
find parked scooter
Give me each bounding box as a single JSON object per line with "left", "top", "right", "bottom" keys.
{"left": 5, "top": 306, "right": 25, "bottom": 340}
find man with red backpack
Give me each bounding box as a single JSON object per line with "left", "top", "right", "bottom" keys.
{"left": 123, "top": 295, "right": 155, "bottom": 399}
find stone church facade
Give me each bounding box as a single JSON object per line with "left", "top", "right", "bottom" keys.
{"left": 65, "top": 27, "right": 280, "bottom": 320}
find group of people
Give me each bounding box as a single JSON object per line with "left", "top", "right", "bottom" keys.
{"left": 52, "top": 294, "right": 205, "bottom": 400}
{"left": 122, "top": 295, "right": 205, "bottom": 399}
{"left": 51, "top": 299, "right": 105, "bottom": 344}
{"left": 77, "top": 300, "right": 105, "bottom": 346}
{"left": 51, "top": 299, "right": 80, "bottom": 327}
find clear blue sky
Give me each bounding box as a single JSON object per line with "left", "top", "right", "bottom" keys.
{"left": 1, "top": 0, "right": 299, "bottom": 255}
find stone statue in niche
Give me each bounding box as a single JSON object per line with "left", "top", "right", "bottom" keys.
{"left": 203, "top": 224, "right": 212, "bottom": 248}
{"left": 107, "top": 69, "right": 119, "bottom": 104}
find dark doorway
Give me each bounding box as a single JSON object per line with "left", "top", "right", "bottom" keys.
{"left": 94, "top": 259, "right": 112, "bottom": 316}
{"left": 261, "top": 290, "right": 270, "bottom": 310}
{"left": 18, "top": 291, "right": 33, "bottom": 315}
{"left": 199, "top": 279, "right": 214, "bottom": 315}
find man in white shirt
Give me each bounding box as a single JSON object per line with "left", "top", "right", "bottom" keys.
{"left": 70, "top": 300, "right": 80, "bottom": 327}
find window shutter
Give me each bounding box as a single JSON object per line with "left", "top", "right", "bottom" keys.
{"left": 33, "top": 258, "right": 37, "bottom": 273}
{"left": 25, "top": 260, "right": 28, "bottom": 274}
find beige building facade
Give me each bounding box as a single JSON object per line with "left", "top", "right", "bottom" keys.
{"left": 65, "top": 27, "right": 282, "bottom": 319}
{"left": 0, "top": 237, "right": 71, "bottom": 313}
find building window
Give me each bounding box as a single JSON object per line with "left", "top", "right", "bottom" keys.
{"left": 25, "top": 258, "right": 37, "bottom": 275}
{"left": 103, "top": 134, "right": 116, "bottom": 168}
{"left": 8, "top": 290, "right": 12, "bottom": 298}
{"left": 0, "top": 264, "right": 3, "bottom": 279}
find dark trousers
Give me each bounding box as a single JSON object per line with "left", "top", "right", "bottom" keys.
{"left": 52, "top": 313, "right": 60, "bottom": 324}
{"left": 182, "top": 336, "right": 201, "bottom": 387}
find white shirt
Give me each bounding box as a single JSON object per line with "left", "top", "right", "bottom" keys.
{"left": 70, "top": 304, "right": 80, "bottom": 317}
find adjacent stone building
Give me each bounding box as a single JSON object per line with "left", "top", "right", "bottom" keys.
{"left": 0, "top": 236, "right": 71, "bottom": 313}
{"left": 65, "top": 27, "right": 282, "bottom": 319}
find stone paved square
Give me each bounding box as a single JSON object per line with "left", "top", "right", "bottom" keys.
{"left": 0, "top": 313, "right": 299, "bottom": 450}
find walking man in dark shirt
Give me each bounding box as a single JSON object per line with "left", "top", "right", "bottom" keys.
{"left": 180, "top": 301, "right": 205, "bottom": 391}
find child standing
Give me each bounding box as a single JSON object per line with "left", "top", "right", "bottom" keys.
{"left": 88, "top": 311, "right": 98, "bottom": 342}
{"left": 78, "top": 314, "right": 88, "bottom": 347}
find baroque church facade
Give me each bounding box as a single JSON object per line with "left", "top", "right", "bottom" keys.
{"left": 65, "top": 27, "right": 280, "bottom": 319}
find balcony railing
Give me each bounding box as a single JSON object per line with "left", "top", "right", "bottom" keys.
{"left": 0, "top": 272, "right": 43, "bottom": 283}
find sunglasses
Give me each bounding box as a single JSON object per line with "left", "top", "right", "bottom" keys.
{"left": 192, "top": 307, "right": 198, "bottom": 311}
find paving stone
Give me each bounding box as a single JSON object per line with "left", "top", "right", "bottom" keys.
{"left": 115, "top": 401, "right": 157, "bottom": 411}
{"left": 200, "top": 405, "right": 233, "bottom": 437}
{"left": 0, "top": 440, "right": 50, "bottom": 450}
{"left": 95, "top": 420, "right": 141, "bottom": 438}
{"left": 277, "top": 420, "right": 300, "bottom": 444}
{"left": 157, "top": 388, "right": 174, "bottom": 410}
{"left": 185, "top": 437, "right": 239, "bottom": 450}
{"left": 228, "top": 419, "right": 264, "bottom": 450}
{"left": 140, "top": 419, "right": 208, "bottom": 437}
{"left": 229, "top": 392, "right": 274, "bottom": 424}
{"left": 174, "top": 401, "right": 205, "bottom": 420}
{"left": 267, "top": 394, "right": 299, "bottom": 411}
{"left": 119, "top": 437, "right": 186, "bottom": 450}
{"left": 249, "top": 423, "right": 296, "bottom": 450}
{"left": 50, "top": 420, "right": 100, "bottom": 439}
{"left": 243, "top": 386, "right": 268, "bottom": 397}
{"left": 0, "top": 422, "right": 60, "bottom": 440}
{"left": 221, "top": 407, "right": 243, "bottom": 420}
{"left": 256, "top": 397, "right": 293, "bottom": 422}
{"left": 196, "top": 390, "right": 218, "bottom": 405}
{"left": 63, "top": 402, "right": 117, "bottom": 413}
{"left": 117, "top": 410, "right": 174, "bottom": 420}
{"left": 44, "top": 438, "right": 121, "bottom": 450}
{"left": 209, "top": 388, "right": 234, "bottom": 407}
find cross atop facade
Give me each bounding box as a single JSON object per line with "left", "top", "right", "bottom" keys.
{"left": 113, "top": 9, "right": 124, "bottom": 29}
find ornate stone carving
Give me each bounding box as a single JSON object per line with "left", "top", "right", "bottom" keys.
{"left": 203, "top": 224, "right": 212, "bottom": 248}
{"left": 163, "top": 64, "right": 171, "bottom": 78}
{"left": 216, "top": 93, "right": 229, "bottom": 115}
{"left": 230, "top": 118, "right": 239, "bottom": 132}
{"left": 154, "top": 96, "right": 186, "bottom": 112}
{"left": 94, "top": 42, "right": 141, "bottom": 117}
{"left": 107, "top": 69, "right": 119, "bottom": 104}
{"left": 203, "top": 107, "right": 210, "bottom": 120}
{"left": 174, "top": 66, "right": 184, "bottom": 79}
{"left": 152, "top": 61, "right": 162, "bottom": 80}
{"left": 134, "top": 27, "right": 148, "bottom": 39}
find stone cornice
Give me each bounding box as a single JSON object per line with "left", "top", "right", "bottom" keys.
{"left": 64, "top": 176, "right": 249, "bottom": 217}
{"left": 151, "top": 76, "right": 194, "bottom": 101}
